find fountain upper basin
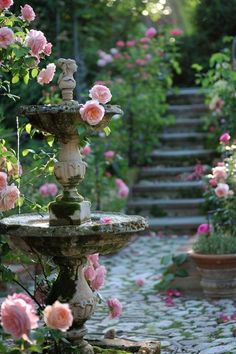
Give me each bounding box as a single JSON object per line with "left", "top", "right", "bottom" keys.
{"left": 0, "top": 212, "right": 147, "bottom": 257}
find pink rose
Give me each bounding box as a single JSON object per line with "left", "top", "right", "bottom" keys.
{"left": 0, "top": 171, "right": 7, "bottom": 190}
{"left": 21, "top": 4, "right": 35, "bottom": 22}
{"left": 1, "top": 296, "right": 39, "bottom": 341}
{"left": 104, "top": 150, "right": 115, "bottom": 159}
{"left": 170, "top": 28, "right": 183, "bottom": 37}
{"left": 113, "top": 53, "right": 122, "bottom": 60}
{"left": 9, "top": 293, "right": 35, "bottom": 307}
{"left": 107, "top": 298, "right": 122, "bottom": 318}
{"left": 115, "top": 178, "right": 125, "bottom": 188}
{"left": 80, "top": 100, "right": 105, "bottom": 126}
{"left": 84, "top": 265, "right": 96, "bottom": 282}
{"left": 209, "top": 178, "right": 218, "bottom": 187}
{"left": 37, "top": 63, "right": 56, "bottom": 85}
{"left": 90, "top": 265, "right": 107, "bottom": 291}
{"left": 0, "top": 0, "right": 13, "bottom": 9}
{"left": 81, "top": 145, "right": 91, "bottom": 155}
{"left": 127, "top": 40, "right": 136, "bottom": 47}
{"left": 89, "top": 84, "right": 112, "bottom": 104}
{"left": 215, "top": 183, "right": 229, "bottom": 198}
{"left": 44, "top": 42, "right": 52, "bottom": 56}
{"left": 197, "top": 223, "right": 211, "bottom": 235}
{"left": 145, "top": 27, "right": 157, "bottom": 38}
{"left": 26, "top": 30, "right": 47, "bottom": 57}
{"left": 100, "top": 216, "right": 112, "bottom": 224}
{"left": 43, "top": 301, "right": 73, "bottom": 332}
{"left": 39, "top": 182, "right": 58, "bottom": 197}
{"left": 116, "top": 179, "right": 129, "bottom": 198}
{"left": 212, "top": 166, "right": 227, "bottom": 180}
{"left": 220, "top": 133, "right": 230, "bottom": 145}
{"left": 135, "top": 59, "right": 146, "bottom": 66}
{"left": 0, "top": 184, "right": 20, "bottom": 211}
{"left": 136, "top": 278, "right": 145, "bottom": 286}
{"left": 116, "top": 40, "right": 125, "bottom": 47}
{"left": 140, "top": 37, "right": 151, "bottom": 44}
{"left": 0, "top": 27, "right": 14, "bottom": 49}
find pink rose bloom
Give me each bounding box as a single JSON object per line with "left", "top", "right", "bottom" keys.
{"left": 91, "top": 265, "right": 107, "bottom": 290}
{"left": 0, "top": 171, "right": 7, "bottom": 190}
{"left": 97, "top": 59, "right": 107, "bottom": 67}
{"left": 87, "top": 253, "right": 100, "bottom": 268}
{"left": 80, "top": 100, "right": 105, "bottom": 126}
{"left": 220, "top": 132, "right": 230, "bottom": 145}
{"left": 100, "top": 216, "right": 112, "bottom": 224}
{"left": 9, "top": 293, "right": 35, "bottom": 307}
{"left": 81, "top": 145, "right": 91, "bottom": 155}
{"left": 104, "top": 150, "right": 115, "bottom": 159}
{"left": 212, "top": 166, "right": 227, "bottom": 180}
{"left": 145, "top": 27, "right": 157, "bottom": 38}
{"left": 209, "top": 178, "right": 218, "bottom": 187}
{"left": 116, "top": 40, "right": 125, "bottom": 47}
{"left": 0, "top": 184, "right": 20, "bottom": 211}
{"left": 170, "top": 28, "right": 183, "bottom": 37}
{"left": 136, "top": 278, "right": 145, "bottom": 287}
{"left": 136, "top": 58, "right": 146, "bottom": 66}
{"left": 44, "top": 42, "right": 52, "bottom": 56}
{"left": 39, "top": 182, "right": 58, "bottom": 197}
{"left": 43, "top": 301, "right": 73, "bottom": 332}
{"left": 1, "top": 296, "right": 39, "bottom": 341}
{"left": 215, "top": 183, "right": 229, "bottom": 198}
{"left": 118, "top": 184, "right": 129, "bottom": 198}
{"left": 21, "top": 4, "right": 36, "bottom": 22}
{"left": 0, "top": 27, "right": 14, "bottom": 49}
{"left": 127, "top": 40, "right": 136, "bottom": 47}
{"left": 113, "top": 53, "right": 122, "bottom": 60}
{"left": 84, "top": 265, "right": 95, "bottom": 282}
{"left": 197, "top": 223, "right": 211, "bottom": 235}
{"left": 26, "top": 30, "right": 47, "bottom": 57}
{"left": 140, "top": 37, "right": 151, "bottom": 43}
{"left": 107, "top": 298, "right": 122, "bottom": 318}
{"left": 37, "top": 63, "right": 56, "bottom": 85}
{"left": 0, "top": 0, "right": 13, "bottom": 9}
{"left": 115, "top": 178, "right": 125, "bottom": 188}
{"left": 89, "top": 84, "right": 112, "bottom": 104}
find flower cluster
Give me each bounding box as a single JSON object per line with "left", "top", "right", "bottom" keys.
{"left": 0, "top": 293, "right": 73, "bottom": 343}
{"left": 0, "top": 171, "right": 19, "bottom": 211}
{"left": 79, "top": 84, "right": 112, "bottom": 126}
{"left": 84, "top": 253, "right": 107, "bottom": 291}
{"left": 39, "top": 182, "right": 58, "bottom": 197}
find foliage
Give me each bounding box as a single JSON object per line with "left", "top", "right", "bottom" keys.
{"left": 193, "top": 233, "right": 236, "bottom": 255}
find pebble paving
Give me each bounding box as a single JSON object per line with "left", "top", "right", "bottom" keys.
{"left": 86, "top": 234, "right": 236, "bottom": 354}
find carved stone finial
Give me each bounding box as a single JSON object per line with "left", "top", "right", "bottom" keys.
{"left": 57, "top": 58, "right": 78, "bottom": 102}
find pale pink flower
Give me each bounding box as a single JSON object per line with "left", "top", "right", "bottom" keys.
{"left": 26, "top": 30, "right": 47, "bottom": 57}
{"left": 0, "top": 0, "right": 13, "bottom": 10}
{"left": 80, "top": 100, "right": 105, "bottom": 126}
{"left": 104, "top": 150, "right": 115, "bottom": 159}
{"left": 97, "top": 59, "right": 107, "bottom": 67}
{"left": 115, "top": 178, "right": 125, "bottom": 189}
{"left": 118, "top": 184, "right": 129, "bottom": 198}
{"left": 197, "top": 223, "right": 212, "bottom": 235}
{"left": 9, "top": 293, "right": 35, "bottom": 307}
{"left": 0, "top": 184, "right": 20, "bottom": 211}
{"left": 127, "top": 40, "right": 136, "bottom": 47}
{"left": 81, "top": 145, "right": 91, "bottom": 155}
{"left": 89, "top": 84, "right": 112, "bottom": 104}
{"left": 43, "top": 301, "right": 73, "bottom": 332}
{"left": 0, "top": 172, "right": 7, "bottom": 190}
{"left": 1, "top": 296, "right": 39, "bottom": 341}
{"left": 39, "top": 182, "right": 58, "bottom": 197}
{"left": 145, "top": 27, "right": 157, "bottom": 38}
{"left": 44, "top": 42, "right": 52, "bottom": 56}
{"left": 170, "top": 28, "right": 183, "bottom": 37}
{"left": 37, "top": 63, "right": 56, "bottom": 85}
{"left": 100, "top": 216, "right": 112, "bottom": 224}
{"left": 90, "top": 265, "right": 107, "bottom": 290}
{"left": 136, "top": 278, "right": 145, "bottom": 287}
{"left": 21, "top": 4, "right": 36, "bottom": 22}
{"left": 84, "top": 265, "right": 96, "bottom": 282}
{"left": 215, "top": 183, "right": 229, "bottom": 198}
{"left": 212, "top": 166, "right": 227, "bottom": 180}
{"left": 116, "top": 40, "right": 125, "bottom": 47}
{"left": 87, "top": 253, "right": 100, "bottom": 269}
{"left": 220, "top": 132, "right": 230, "bottom": 145}
{"left": 0, "top": 27, "right": 14, "bottom": 49}
{"left": 107, "top": 298, "right": 122, "bottom": 318}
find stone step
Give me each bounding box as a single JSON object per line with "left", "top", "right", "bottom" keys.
{"left": 167, "top": 88, "right": 206, "bottom": 105}
{"left": 148, "top": 215, "right": 206, "bottom": 234}
{"left": 165, "top": 118, "right": 202, "bottom": 132}
{"left": 150, "top": 148, "right": 213, "bottom": 165}
{"left": 168, "top": 104, "right": 208, "bottom": 118}
{"left": 160, "top": 132, "right": 207, "bottom": 148}
{"left": 140, "top": 165, "right": 206, "bottom": 179}
{"left": 128, "top": 198, "right": 205, "bottom": 217}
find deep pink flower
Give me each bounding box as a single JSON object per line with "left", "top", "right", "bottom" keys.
{"left": 0, "top": 184, "right": 20, "bottom": 211}
{"left": 115, "top": 178, "right": 125, "bottom": 188}
{"left": 209, "top": 178, "right": 218, "bottom": 187}
{"left": 26, "top": 30, "right": 47, "bottom": 57}
{"left": 43, "top": 301, "right": 73, "bottom": 332}
{"left": 127, "top": 40, "right": 136, "bottom": 47}
{"left": 90, "top": 265, "right": 107, "bottom": 290}
{"left": 136, "top": 278, "right": 145, "bottom": 287}
{"left": 116, "top": 40, "right": 125, "bottom": 47}
{"left": 0, "top": 27, "right": 14, "bottom": 49}
{"left": 220, "top": 133, "right": 230, "bottom": 145}
{"left": 104, "top": 150, "right": 115, "bottom": 159}
{"left": 100, "top": 216, "right": 112, "bottom": 224}
{"left": 81, "top": 145, "right": 91, "bottom": 155}
{"left": 0, "top": 0, "right": 13, "bottom": 10}
{"left": 44, "top": 42, "right": 52, "bottom": 56}
{"left": 107, "top": 298, "right": 122, "bottom": 318}
{"left": 39, "top": 182, "right": 58, "bottom": 197}
{"left": 197, "top": 223, "right": 211, "bottom": 235}
{"left": 89, "top": 84, "right": 112, "bottom": 104}
{"left": 170, "top": 28, "right": 183, "bottom": 37}
{"left": 164, "top": 296, "right": 175, "bottom": 307}
{"left": 80, "top": 100, "right": 105, "bottom": 126}
{"left": 118, "top": 184, "right": 129, "bottom": 198}
{"left": 37, "top": 63, "right": 56, "bottom": 85}
{"left": 0, "top": 171, "right": 7, "bottom": 190}
{"left": 215, "top": 183, "right": 229, "bottom": 198}
{"left": 145, "top": 27, "right": 157, "bottom": 38}
{"left": 21, "top": 4, "right": 35, "bottom": 22}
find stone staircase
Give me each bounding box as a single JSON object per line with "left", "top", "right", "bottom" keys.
{"left": 128, "top": 88, "right": 211, "bottom": 234}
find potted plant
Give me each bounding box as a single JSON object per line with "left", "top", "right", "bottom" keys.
{"left": 190, "top": 133, "right": 236, "bottom": 298}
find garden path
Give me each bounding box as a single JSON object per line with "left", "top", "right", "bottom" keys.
{"left": 87, "top": 234, "right": 236, "bottom": 354}
{"left": 128, "top": 88, "right": 212, "bottom": 234}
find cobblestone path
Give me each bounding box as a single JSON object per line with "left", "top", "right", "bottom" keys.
{"left": 87, "top": 235, "right": 236, "bottom": 354}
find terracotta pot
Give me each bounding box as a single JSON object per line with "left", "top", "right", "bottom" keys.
{"left": 189, "top": 251, "right": 236, "bottom": 298}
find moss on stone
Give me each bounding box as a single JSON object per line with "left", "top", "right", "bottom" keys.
{"left": 93, "top": 347, "right": 132, "bottom": 354}
{"left": 49, "top": 200, "right": 81, "bottom": 220}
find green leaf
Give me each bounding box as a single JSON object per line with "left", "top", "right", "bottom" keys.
{"left": 175, "top": 268, "right": 188, "bottom": 277}
{"left": 22, "top": 149, "right": 35, "bottom": 157}
{"left": 104, "top": 126, "right": 111, "bottom": 136}
{"left": 160, "top": 254, "right": 172, "bottom": 265}
{"left": 173, "top": 253, "right": 188, "bottom": 265}
{"left": 31, "top": 68, "right": 39, "bottom": 78}
{"left": 46, "top": 135, "right": 55, "bottom": 147}
{"left": 25, "top": 123, "right": 32, "bottom": 134}
{"left": 23, "top": 72, "right": 30, "bottom": 85}
{"left": 12, "top": 75, "right": 19, "bottom": 84}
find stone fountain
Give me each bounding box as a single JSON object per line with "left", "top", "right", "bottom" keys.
{"left": 0, "top": 59, "right": 147, "bottom": 354}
